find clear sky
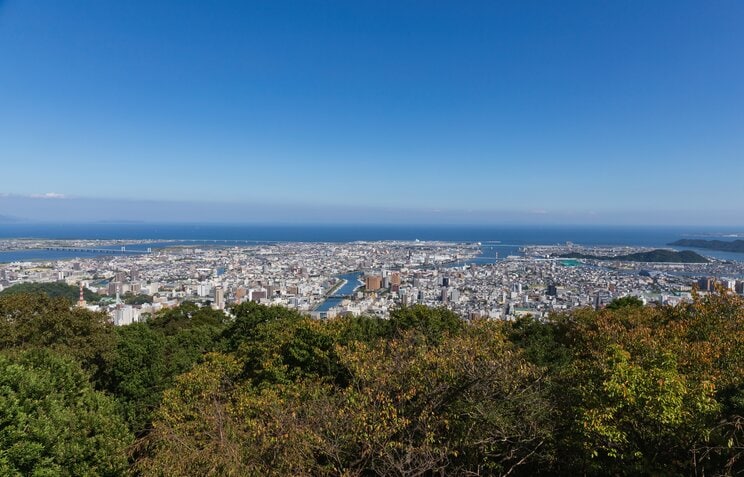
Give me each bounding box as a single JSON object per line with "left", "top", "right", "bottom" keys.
{"left": 1, "top": 0, "right": 743, "bottom": 224}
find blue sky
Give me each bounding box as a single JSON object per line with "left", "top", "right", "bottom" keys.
{"left": 0, "top": 1, "right": 742, "bottom": 224}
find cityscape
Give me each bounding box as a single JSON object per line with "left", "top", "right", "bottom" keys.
{"left": 3, "top": 238, "right": 744, "bottom": 326}
{"left": 1, "top": 0, "right": 743, "bottom": 475}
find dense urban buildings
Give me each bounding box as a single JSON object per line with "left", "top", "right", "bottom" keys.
{"left": 2, "top": 239, "right": 743, "bottom": 325}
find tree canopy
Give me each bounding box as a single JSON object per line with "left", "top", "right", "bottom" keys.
{"left": 0, "top": 350, "right": 131, "bottom": 476}
{"left": 0, "top": 293, "right": 116, "bottom": 381}
{"left": 1, "top": 291, "right": 743, "bottom": 475}
{"left": 0, "top": 282, "right": 102, "bottom": 303}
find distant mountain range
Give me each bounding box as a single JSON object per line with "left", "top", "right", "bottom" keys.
{"left": 669, "top": 239, "right": 744, "bottom": 253}
{"left": 560, "top": 249, "right": 709, "bottom": 263}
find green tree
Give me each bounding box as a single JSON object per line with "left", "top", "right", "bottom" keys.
{"left": 121, "top": 292, "right": 153, "bottom": 305}
{"left": 146, "top": 301, "right": 227, "bottom": 335}
{"left": 326, "top": 313, "right": 392, "bottom": 345}
{"left": 331, "top": 321, "right": 553, "bottom": 475}
{"left": 0, "top": 282, "right": 102, "bottom": 303}
{"left": 541, "top": 291, "right": 743, "bottom": 475}
{"left": 103, "top": 323, "right": 168, "bottom": 436}
{"left": 388, "top": 304, "right": 465, "bottom": 343}
{"left": 605, "top": 295, "right": 644, "bottom": 310}
{"left": 102, "top": 304, "right": 228, "bottom": 436}
{"left": 0, "top": 350, "right": 131, "bottom": 476}
{"left": 132, "top": 294, "right": 744, "bottom": 475}
{"left": 136, "top": 319, "right": 553, "bottom": 476}
{"left": 222, "top": 301, "right": 306, "bottom": 352}
{"left": 0, "top": 293, "right": 116, "bottom": 381}
{"left": 134, "top": 353, "right": 256, "bottom": 476}
{"left": 234, "top": 312, "right": 345, "bottom": 386}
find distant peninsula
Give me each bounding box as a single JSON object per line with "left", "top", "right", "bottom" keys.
{"left": 560, "top": 249, "right": 709, "bottom": 263}
{"left": 669, "top": 239, "right": 744, "bottom": 254}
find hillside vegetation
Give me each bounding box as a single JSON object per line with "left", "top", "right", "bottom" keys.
{"left": 560, "top": 248, "right": 709, "bottom": 263}
{"left": 0, "top": 292, "right": 742, "bottom": 475}
{"left": 670, "top": 239, "right": 744, "bottom": 253}
{"left": 0, "top": 281, "right": 102, "bottom": 302}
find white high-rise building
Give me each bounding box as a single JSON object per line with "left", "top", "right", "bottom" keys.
{"left": 113, "top": 305, "right": 136, "bottom": 326}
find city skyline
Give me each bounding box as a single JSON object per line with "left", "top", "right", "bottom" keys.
{"left": 1, "top": 1, "right": 743, "bottom": 224}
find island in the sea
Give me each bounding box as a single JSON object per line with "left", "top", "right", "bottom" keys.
{"left": 669, "top": 239, "right": 744, "bottom": 254}
{"left": 560, "top": 249, "right": 709, "bottom": 263}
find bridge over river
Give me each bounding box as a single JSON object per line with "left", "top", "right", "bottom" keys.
{"left": 44, "top": 247, "right": 152, "bottom": 254}
{"left": 314, "top": 272, "right": 363, "bottom": 314}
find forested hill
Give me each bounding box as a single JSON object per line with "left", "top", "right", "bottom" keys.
{"left": 560, "top": 249, "right": 709, "bottom": 263}
{"left": 0, "top": 292, "right": 742, "bottom": 475}
{"left": 0, "top": 281, "right": 101, "bottom": 302}
{"left": 670, "top": 238, "right": 744, "bottom": 253}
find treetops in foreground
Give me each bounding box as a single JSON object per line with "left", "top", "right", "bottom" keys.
{"left": 0, "top": 290, "right": 742, "bottom": 476}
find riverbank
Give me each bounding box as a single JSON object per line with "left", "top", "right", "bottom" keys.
{"left": 315, "top": 272, "right": 363, "bottom": 313}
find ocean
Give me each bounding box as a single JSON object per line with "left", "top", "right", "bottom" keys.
{"left": 1, "top": 223, "right": 743, "bottom": 262}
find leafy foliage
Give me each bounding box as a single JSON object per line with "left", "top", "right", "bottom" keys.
{"left": 121, "top": 292, "right": 153, "bottom": 305}
{"left": 136, "top": 321, "right": 551, "bottom": 476}
{"left": 0, "top": 350, "right": 131, "bottom": 476}
{"left": 2, "top": 290, "right": 744, "bottom": 476}
{"left": 146, "top": 301, "right": 227, "bottom": 335}
{"left": 605, "top": 295, "right": 644, "bottom": 310}
{"left": 101, "top": 303, "right": 228, "bottom": 435}
{"left": 0, "top": 293, "right": 116, "bottom": 380}
{"left": 102, "top": 323, "right": 168, "bottom": 436}
{"left": 388, "top": 304, "right": 465, "bottom": 343}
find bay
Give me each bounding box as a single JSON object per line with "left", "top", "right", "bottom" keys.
{"left": 1, "top": 224, "right": 744, "bottom": 263}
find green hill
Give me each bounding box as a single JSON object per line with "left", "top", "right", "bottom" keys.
{"left": 0, "top": 282, "right": 102, "bottom": 303}
{"left": 560, "top": 249, "right": 709, "bottom": 263}
{"left": 669, "top": 238, "right": 744, "bottom": 253}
